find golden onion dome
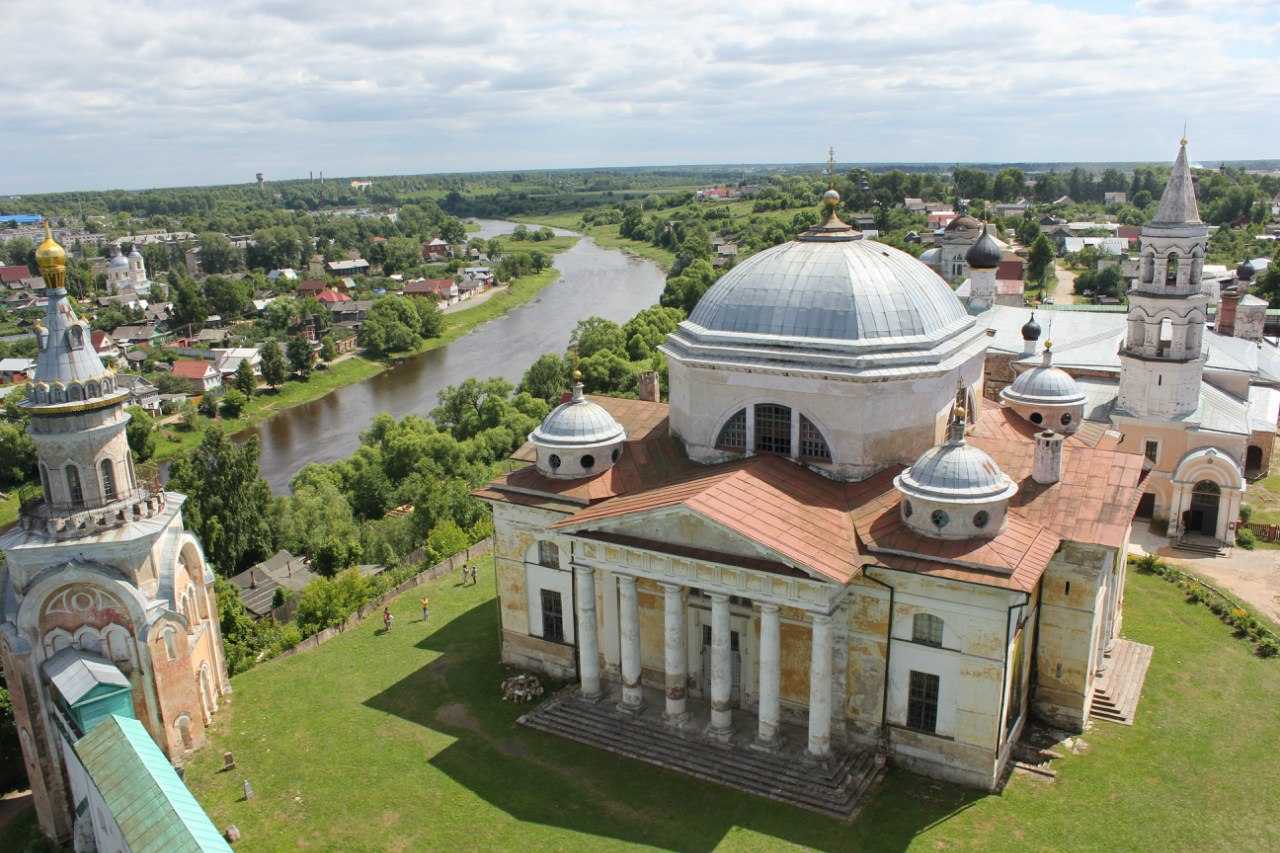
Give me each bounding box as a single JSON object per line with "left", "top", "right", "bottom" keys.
{"left": 36, "top": 221, "right": 66, "bottom": 269}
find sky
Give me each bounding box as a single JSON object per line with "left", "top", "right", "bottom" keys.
{"left": 4, "top": 0, "right": 1278, "bottom": 195}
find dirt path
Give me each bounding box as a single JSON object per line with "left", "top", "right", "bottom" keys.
{"left": 1051, "top": 262, "right": 1077, "bottom": 305}
{"left": 1131, "top": 524, "right": 1280, "bottom": 624}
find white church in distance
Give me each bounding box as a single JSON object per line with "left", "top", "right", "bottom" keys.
{"left": 479, "top": 180, "right": 1147, "bottom": 797}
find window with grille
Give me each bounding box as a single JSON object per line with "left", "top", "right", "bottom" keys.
{"left": 716, "top": 409, "right": 747, "bottom": 450}
{"left": 101, "top": 460, "right": 116, "bottom": 501}
{"left": 540, "top": 589, "right": 564, "bottom": 642}
{"left": 907, "top": 671, "right": 940, "bottom": 733}
{"left": 65, "top": 465, "right": 83, "bottom": 507}
{"left": 1144, "top": 440, "right": 1159, "bottom": 464}
{"left": 754, "top": 404, "right": 792, "bottom": 455}
{"left": 537, "top": 540, "right": 560, "bottom": 569}
{"left": 912, "top": 613, "right": 944, "bottom": 647}
{"left": 798, "top": 415, "right": 831, "bottom": 461}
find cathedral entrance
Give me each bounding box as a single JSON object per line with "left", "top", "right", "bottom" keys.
{"left": 1189, "top": 480, "right": 1221, "bottom": 537}
{"left": 701, "top": 624, "right": 741, "bottom": 706}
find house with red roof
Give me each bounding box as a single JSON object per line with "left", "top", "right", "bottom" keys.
{"left": 171, "top": 360, "right": 221, "bottom": 394}
{"left": 403, "top": 278, "right": 458, "bottom": 305}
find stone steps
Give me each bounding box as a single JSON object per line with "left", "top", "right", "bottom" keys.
{"left": 1089, "top": 640, "right": 1154, "bottom": 726}
{"left": 1174, "top": 539, "right": 1229, "bottom": 558}
{"left": 520, "top": 692, "right": 883, "bottom": 820}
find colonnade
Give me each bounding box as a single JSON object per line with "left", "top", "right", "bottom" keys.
{"left": 573, "top": 564, "right": 836, "bottom": 759}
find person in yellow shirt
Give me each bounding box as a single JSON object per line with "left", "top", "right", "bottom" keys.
{"left": 420, "top": 596, "right": 430, "bottom": 622}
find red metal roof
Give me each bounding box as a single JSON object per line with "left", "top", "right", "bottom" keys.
{"left": 171, "top": 360, "right": 214, "bottom": 379}
{"left": 0, "top": 266, "right": 30, "bottom": 283}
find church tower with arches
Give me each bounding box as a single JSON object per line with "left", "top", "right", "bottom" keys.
{"left": 0, "top": 226, "right": 228, "bottom": 843}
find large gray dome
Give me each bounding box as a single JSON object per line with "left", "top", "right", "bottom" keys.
{"left": 687, "top": 237, "right": 968, "bottom": 344}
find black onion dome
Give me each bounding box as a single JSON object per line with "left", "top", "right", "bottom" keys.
{"left": 1237, "top": 260, "right": 1255, "bottom": 281}
{"left": 965, "top": 230, "right": 1002, "bottom": 270}
{"left": 1021, "top": 313, "right": 1042, "bottom": 342}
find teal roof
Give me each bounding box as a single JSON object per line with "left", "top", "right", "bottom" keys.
{"left": 75, "top": 715, "right": 231, "bottom": 853}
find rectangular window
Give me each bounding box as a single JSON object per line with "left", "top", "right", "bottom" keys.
{"left": 907, "top": 671, "right": 940, "bottom": 733}
{"left": 540, "top": 589, "right": 564, "bottom": 643}
{"left": 1144, "top": 440, "right": 1159, "bottom": 464}
{"left": 537, "top": 540, "right": 560, "bottom": 569}
{"left": 754, "top": 404, "right": 792, "bottom": 455}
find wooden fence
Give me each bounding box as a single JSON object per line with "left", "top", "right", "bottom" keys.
{"left": 269, "top": 537, "right": 493, "bottom": 664}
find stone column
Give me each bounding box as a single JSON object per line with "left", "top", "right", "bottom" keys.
{"left": 661, "top": 583, "right": 688, "bottom": 724}
{"left": 574, "top": 564, "right": 603, "bottom": 700}
{"left": 617, "top": 575, "right": 645, "bottom": 713}
{"left": 755, "top": 603, "right": 781, "bottom": 749}
{"left": 708, "top": 593, "right": 733, "bottom": 738}
{"left": 806, "top": 613, "right": 834, "bottom": 759}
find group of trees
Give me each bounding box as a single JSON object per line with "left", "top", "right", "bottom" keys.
{"left": 359, "top": 295, "right": 445, "bottom": 357}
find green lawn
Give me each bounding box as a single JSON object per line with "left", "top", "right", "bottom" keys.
{"left": 181, "top": 564, "right": 1280, "bottom": 852}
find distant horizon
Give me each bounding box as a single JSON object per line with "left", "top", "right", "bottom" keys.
{"left": 5, "top": 1, "right": 1277, "bottom": 197}
{"left": 6, "top": 156, "right": 1280, "bottom": 200}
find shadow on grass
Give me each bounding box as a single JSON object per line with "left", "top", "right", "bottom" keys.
{"left": 365, "top": 600, "right": 987, "bottom": 852}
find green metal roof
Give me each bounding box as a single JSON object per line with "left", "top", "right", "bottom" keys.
{"left": 74, "top": 715, "right": 231, "bottom": 853}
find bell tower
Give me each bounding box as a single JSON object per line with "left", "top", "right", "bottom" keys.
{"left": 1117, "top": 140, "right": 1208, "bottom": 419}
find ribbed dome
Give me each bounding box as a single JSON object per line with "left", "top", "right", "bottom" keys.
{"left": 895, "top": 422, "right": 1017, "bottom": 505}
{"left": 530, "top": 384, "right": 626, "bottom": 448}
{"left": 965, "top": 230, "right": 1002, "bottom": 270}
{"left": 686, "top": 236, "right": 968, "bottom": 344}
{"left": 945, "top": 215, "right": 982, "bottom": 233}
{"left": 1001, "top": 348, "right": 1088, "bottom": 407}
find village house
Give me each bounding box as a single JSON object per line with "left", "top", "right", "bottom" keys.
{"left": 211, "top": 347, "right": 261, "bottom": 381}
{"left": 0, "top": 357, "right": 34, "bottom": 383}
{"left": 171, "top": 360, "right": 221, "bottom": 394}
{"left": 422, "top": 238, "right": 454, "bottom": 260}
{"left": 89, "top": 331, "right": 120, "bottom": 360}
{"left": 113, "top": 374, "right": 161, "bottom": 414}
{"left": 404, "top": 278, "right": 459, "bottom": 305}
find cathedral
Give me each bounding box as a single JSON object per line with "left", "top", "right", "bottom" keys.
{"left": 479, "top": 183, "right": 1146, "bottom": 792}
{"left": 0, "top": 227, "right": 229, "bottom": 844}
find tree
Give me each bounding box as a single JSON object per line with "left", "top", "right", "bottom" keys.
{"left": 167, "top": 269, "right": 207, "bottom": 331}
{"left": 220, "top": 387, "right": 247, "bottom": 418}
{"left": 952, "top": 167, "right": 990, "bottom": 200}
{"left": 167, "top": 428, "right": 273, "bottom": 575}
{"left": 246, "top": 225, "right": 306, "bottom": 271}
{"left": 410, "top": 296, "right": 444, "bottom": 338}
{"left": 124, "top": 405, "right": 157, "bottom": 462}
{"left": 204, "top": 274, "right": 253, "bottom": 318}
{"left": 1027, "top": 234, "right": 1056, "bottom": 285}
{"left": 1073, "top": 264, "right": 1125, "bottom": 299}
{"left": 262, "top": 297, "right": 298, "bottom": 333}
{"left": 233, "top": 358, "right": 256, "bottom": 397}
{"left": 569, "top": 317, "right": 626, "bottom": 359}
{"left": 195, "top": 232, "right": 241, "bottom": 274}
{"left": 520, "top": 352, "right": 571, "bottom": 403}
{"left": 1015, "top": 218, "right": 1041, "bottom": 246}
{"left": 287, "top": 335, "right": 315, "bottom": 379}
{"left": 0, "top": 421, "right": 36, "bottom": 488}
{"left": 360, "top": 297, "right": 423, "bottom": 357}
{"left": 260, "top": 339, "right": 287, "bottom": 388}
{"left": 381, "top": 237, "right": 422, "bottom": 275}
{"left": 319, "top": 335, "right": 338, "bottom": 364}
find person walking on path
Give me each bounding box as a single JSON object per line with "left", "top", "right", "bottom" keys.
{"left": 421, "top": 595, "right": 430, "bottom": 622}
{"left": 383, "top": 607, "right": 394, "bottom": 633}
{"left": 461, "top": 564, "right": 469, "bottom": 586}
{"left": 469, "top": 564, "right": 479, "bottom": 585}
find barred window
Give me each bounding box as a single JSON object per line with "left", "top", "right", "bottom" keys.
{"left": 537, "top": 540, "right": 560, "bottom": 569}
{"left": 754, "top": 404, "right": 791, "bottom": 455}
{"left": 716, "top": 409, "right": 747, "bottom": 450}
{"left": 907, "top": 671, "right": 940, "bottom": 733}
{"left": 540, "top": 589, "right": 564, "bottom": 642}
{"left": 798, "top": 415, "right": 831, "bottom": 461}
{"left": 912, "top": 613, "right": 944, "bottom": 647}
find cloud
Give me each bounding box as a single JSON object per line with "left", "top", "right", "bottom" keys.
{"left": 0, "top": 0, "right": 1277, "bottom": 193}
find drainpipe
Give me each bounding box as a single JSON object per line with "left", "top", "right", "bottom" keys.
{"left": 995, "top": 593, "right": 1031, "bottom": 757}
{"left": 568, "top": 538, "right": 580, "bottom": 684}
{"left": 862, "top": 568, "right": 895, "bottom": 756}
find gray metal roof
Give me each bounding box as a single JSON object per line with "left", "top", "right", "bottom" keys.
{"left": 896, "top": 426, "right": 1018, "bottom": 505}
{"left": 44, "top": 647, "right": 129, "bottom": 706}
{"left": 1001, "top": 348, "right": 1088, "bottom": 407}
{"left": 530, "top": 383, "right": 626, "bottom": 448}
{"left": 688, "top": 237, "right": 968, "bottom": 343}
{"left": 1151, "top": 142, "right": 1201, "bottom": 226}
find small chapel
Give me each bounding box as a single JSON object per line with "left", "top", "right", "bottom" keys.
{"left": 0, "top": 227, "right": 229, "bottom": 846}
{"left": 479, "top": 179, "right": 1147, "bottom": 797}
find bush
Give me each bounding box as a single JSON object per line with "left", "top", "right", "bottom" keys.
{"left": 1258, "top": 638, "right": 1280, "bottom": 658}
{"left": 1237, "top": 527, "right": 1256, "bottom": 550}
{"left": 1134, "top": 553, "right": 1164, "bottom": 575}
{"left": 1239, "top": 504, "right": 1254, "bottom": 524}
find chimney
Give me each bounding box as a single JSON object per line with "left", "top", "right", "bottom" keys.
{"left": 1218, "top": 284, "right": 1239, "bottom": 337}
{"left": 1032, "top": 430, "right": 1065, "bottom": 485}
{"left": 637, "top": 371, "right": 660, "bottom": 403}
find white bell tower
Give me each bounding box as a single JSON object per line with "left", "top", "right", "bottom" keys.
{"left": 1117, "top": 140, "right": 1208, "bottom": 419}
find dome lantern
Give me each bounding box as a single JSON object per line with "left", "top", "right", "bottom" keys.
{"left": 999, "top": 342, "right": 1088, "bottom": 433}
{"left": 529, "top": 379, "right": 627, "bottom": 480}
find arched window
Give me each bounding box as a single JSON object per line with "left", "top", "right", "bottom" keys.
{"left": 798, "top": 415, "right": 831, "bottom": 461}
{"left": 74, "top": 626, "right": 101, "bottom": 654}
{"left": 68, "top": 326, "right": 84, "bottom": 350}
{"left": 913, "top": 613, "right": 945, "bottom": 647}
{"left": 162, "top": 628, "right": 177, "bottom": 661}
{"left": 100, "top": 459, "right": 116, "bottom": 501}
{"left": 1140, "top": 250, "right": 1154, "bottom": 284}
{"left": 754, "top": 404, "right": 791, "bottom": 455}
{"left": 65, "top": 465, "right": 83, "bottom": 507}
{"left": 1166, "top": 252, "right": 1179, "bottom": 287}
{"left": 69, "top": 384, "right": 83, "bottom": 401}
{"left": 716, "top": 409, "right": 747, "bottom": 451}
{"left": 1158, "top": 317, "right": 1173, "bottom": 356}
{"left": 85, "top": 381, "right": 99, "bottom": 398}
{"left": 176, "top": 714, "right": 194, "bottom": 749}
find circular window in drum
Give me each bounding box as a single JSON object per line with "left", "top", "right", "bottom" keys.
{"left": 1029, "top": 412, "right": 1043, "bottom": 425}
{"left": 904, "top": 500, "right": 914, "bottom": 518}
{"left": 1060, "top": 413, "right": 1073, "bottom": 426}
{"left": 931, "top": 509, "right": 949, "bottom": 529}
{"left": 548, "top": 454, "right": 562, "bottom": 470}
{"left": 581, "top": 454, "right": 595, "bottom": 469}
{"left": 974, "top": 510, "right": 990, "bottom": 529}
{"left": 611, "top": 448, "right": 621, "bottom": 463}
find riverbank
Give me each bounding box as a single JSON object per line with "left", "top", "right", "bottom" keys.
{"left": 512, "top": 215, "right": 677, "bottom": 271}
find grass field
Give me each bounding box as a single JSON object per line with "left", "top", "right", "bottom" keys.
{"left": 180, "top": 562, "right": 1280, "bottom": 853}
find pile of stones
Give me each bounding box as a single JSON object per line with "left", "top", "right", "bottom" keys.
{"left": 502, "top": 673, "right": 544, "bottom": 703}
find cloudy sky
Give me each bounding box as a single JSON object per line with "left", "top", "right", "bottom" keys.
{"left": 4, "top": 0, "right": 1278, "bottom": 194}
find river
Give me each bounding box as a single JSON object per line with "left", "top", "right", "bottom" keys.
{"left": 246, "top": 220, "right": 667, "bottom": 493}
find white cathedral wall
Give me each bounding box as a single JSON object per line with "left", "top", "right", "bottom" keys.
{"left": 668, "top": 352, "right": 986, "bottom": 481}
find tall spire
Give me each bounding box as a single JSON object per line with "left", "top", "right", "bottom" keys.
{"left": 1151, "top": 139, "right": 1201, "bottom": 226}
